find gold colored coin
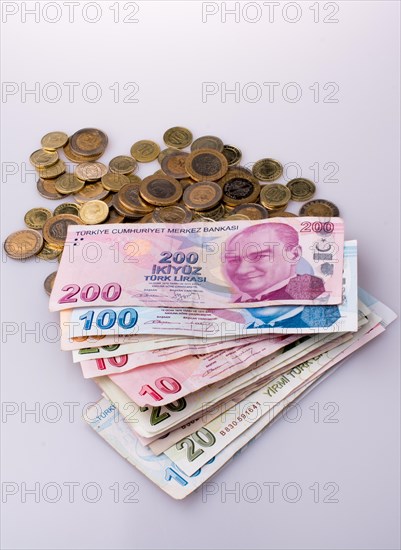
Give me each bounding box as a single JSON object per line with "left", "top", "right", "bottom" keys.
{"left": 140, "top": 175, "right": 183, "bottom": 206}
{"left": 37, "top": 242, "right": 63, "bottom": 261}
{"left": 79, "top": 200, "right": 109, "bottom": 224}
{"left": 74, "top": 182, "right": 109, "bottom": 203}
{"left": 37, "top": 160, "right": 66, "bottom": 179}
{"left": 232, "top": 203, "right": 269, "bottom": 219}
{"left": 4, "top": 229, "right": 44, "bottom": 260}
{"left": 53, "top": 203, "right": 80, "bottom": 217}
{"left": 185, "top": 149, "right": 228, "bottom": 182}
{"left": 54, "top": 173, "right": 85, "bottom": 195}
{"left": 63, "top": 142, "right": 103, "bottom": 163}
{"left": 286, "top": 178, "right": 316, "bottom": 202}
{"left": 118, "top": 183, "right": 154, "bottom": 214}
{"left": 75, "top": 162, "right": 107, "bottom": 182}
{"left": 30, "top": 149, "right": 59, "bottom": 168}
{"left": 130, "top": 140, "right": 160, "bottom": 162}
{"left": 109, "top": 156, "right": 138, "bottom": 175}
{"left": 222, "top": 145, "right": 242, "bottom": 166}
{"left": 101, "top": 173, "right": 130, "bottom": 192}
{"left": 299, "top": 200, "right": 340, "bottom": 217}
{"left": 269, "top": 211, "right": 298, "bottom": 218}
{"left": 219, "top": 167, "right": 260, "bottom": 206}
{"left": 191, "top": 135, "right": 224, "bottom": 152}
{"left": 37, "top": 178, "right": 64, "bottom": 200}
{"left": 152, "top": 205, "right": 193, "bottom": 224}
{"left": 260, "top": 184, "right": 291, "bottom": 209}
{"left": 70, "top": 128, "right": 108, "bottom": 157}
{"left": 41, "top": 132, "right": 69, "bottom": 151}
{"left": 183, "top": 181, "right": 223, "bottom": 211}
{"left": 252, "top": 158, "right": 283, "bottom": 182}
{"left": 44, "top": 271, "right": 57, "bottom": 295}
{"left": 163, "top": 127, "right": 193, "bottom": 149}
{"left": 161, "top": 151, "right": 189, "bottom": 179}
{"left": 126, "top": 174, "right": 142, "bottom": 185}
{"left": 113, "top": 195, "right": 146, "bottom": 219}
{"left": 43, "top": 214, "right": 82, "bottom": 247}
{"left": 24, "top": 207, "right": 53, "bottom": 229}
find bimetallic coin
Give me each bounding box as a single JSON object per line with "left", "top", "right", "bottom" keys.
{"left": 41, "top": 132, "right": 69, "bottom": 151}
{"left": 24, "top": 207, "right": 53, "bottom": 230}
{"left": 43, "top": 214, "right": 82, "bottom": 247}
{"left": 163, "top": 127, "right": 193, "bottom": 149}
{"left": 37, "top": 242, "right": 63, "bottom": 261}
{"left": 191, "top": 135, "right": 224, "bottom": 152}
{"left": 63, "top": 142, "right": 103, "bottom": 163}
{"left": 118, "top": 183, "right": 155, "bottom": 214}
{"left": 299, "top": 200, "right": 340, "bottom": 217}
{"left": 4, "top": 230, "right": 44, "bottom": 260}
{"left": 130, "top": 140, "right": 160, "bottom": 162}
{"left": 54, "top": 173, "right": 85, "bottom": 195}
{"left": 252, "top": 158, "right": 283, "bottom": 182}
{"left": 53, "top": 203, "right": 80, "bottom": 217}
{"left": 37, "top": 160, "right": 66, "bottom": 179}
{"left": 269, "top": 211, "right": 298, "bottom": 218}
{"left": 37, "top": 178, "right": 64, "bottom": 200}
{"left": 44, "top": 271, "right": 57, "bottom": 295}
{"left": 140, "top": 175, "right": 183, "bottom": 206}
{"left": 75, "top": 162, "right": 107, "bottom": 182}
{"left": 260, "top": 184, "right": 291, "bottom": 210}
{"left": 232, "top": 203, "right": 269, "bottom": 219}
{"left": 79, "top": 200, "right": 109, "bottom": 224}
{"left": 152, "top": 205, "right": 193, "bottom": 224}
{"left": 109, "top": 156, "right": 138, "bottom": 175}
{"left": 70, "top": 128, "right": 108, "bottom": 157}
{"left": 222, "top": 145, "right": 242, "bottom": 167}
{"left": 183, "top": 181, "right": 223, "bottom": 211}
{"left": 219, "top": 168, "right": 260, "bottom": 206}
{"left": 185, "top": 149, "right": 228, "bottom": 182}
{"left": 101, "top": 173, "right": 130, "bottom": 192}
{"left": 161, "top": 151, "right": 189, "bottom": 179}
{"left": 74, "top": 182, "right": 109, "bottom": 203}
{"left": 30, "top": 149, "right": 59, "bottom": 168}
{"left": 286, "top": 178, "right": 316, "bottom": 202}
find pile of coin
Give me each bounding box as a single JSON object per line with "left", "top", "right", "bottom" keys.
{"left": 4, "top": 126, "right": 340, "bottom": 293}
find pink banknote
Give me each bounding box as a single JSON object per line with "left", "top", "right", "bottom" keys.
{"left": 49, "top": 218, "right": 345, "bottom": 311}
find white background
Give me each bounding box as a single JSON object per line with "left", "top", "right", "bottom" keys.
{"left": 1, "top": 1, "right": 400, "bottom": 549}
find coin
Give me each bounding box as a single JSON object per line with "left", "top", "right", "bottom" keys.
{"left": 260, "top": 184, "right": 291, "bottom": 210}
{"left": 75, "top": 162, "right": 107, "bottom": 182}
{"left": 195, "top": 203, "right": 225, "bottom": 221}
{"left": 130, "top": 140, "right": 160, "bottom": 162}
{"left": 126, "top": 174, "right": 142, "bottom": 185}
{"left": 79, "top": 200, "right": 109, "bottom": 224}
{"left": 63, "top": 142, "right": 103, "bottom": 163}
{"left": 299, "top": 200, "right": 340, "bottom": 217}
{"left": 252, "top": 158, "right": 283, "bottom": 182}
{"left": 219, "top": 168, "right": 260, "bottom": 206}
{"left": 74, "top": 181, "right": 109, "bottom": 203}
{"left": 185, "top": 149, "right": 228, "bottom": 182}
{"left": 44, "top": 271, "right": 57, "bottom": 295}
{"left": 232, "top": 203, "right": 269, "bottom": 219}
{"left": 37, "top": 160, "right": 66, "bottom": 179}
{"left": 161, "top": 151, "right": 189, "bottom": 179}
{"left": 104, "top": 208, "right": 125, "bottom": 224}
{"left": 4, "top": 229, "right": 44, "bottom": 260}
{"left": 113, "top": 195, "right": 146, "bottom": 219}
{"left": 152, "top": 205, "right": 193, "bottom": 224}
{"left": 41, "top": 132, "right": 69, "bottom": 151}
{"left": 269, "top": 211, "right": 298, "bottom": 218}
{"left": 24, "top": 207, "right": 53, "bottom": 229}
{"left": 118, "top": 183, "right": 155, "bottom": 214}
{"left": 30, "top": 149, "right": 59, "bottom": 168}
{"left": 37, "top": 242, "right": 63, "bottom": 261}
{"left": 222, "top": 145, "right": 242, "bottom": 166}
{"left": 163, "top": 127, "right": 193, "bottom": 149}
{"left": 224, "top": 213, "right": 251, "bottom": 221}
{"left": 43, "top": 214, "right": 82, "bottom": 247}
{"left": 140, "top": 175, "right": 183, "bottom": 206}
{"left": 191, "top": 135, "right": 224, "bottom": 152}
{"left": 139, "top": 213, "right": 155, "bottom": 223}
{"left": 53, "top": 203, "right": 80, "bottom": 217}
{"left": 54, "top": 173, "right": 85, "bottom": 195}
{"left": 286, "top": 178, "right": 316, "bottom": 202}
{"left": 37, "top": 178, "right": 65, "bottom": 200}
{"left": 109, "top": 156, "right": 138, "bottom": 175}
{"left": 183, "top": 181, "right": 223, "bottom": 211}
{"left": 101, "top": 173, "right": 130, "bottom": 192}
{"left": 70, "top": 128, "right": 108, "bottom": 157}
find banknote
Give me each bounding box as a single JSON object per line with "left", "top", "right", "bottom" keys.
{"left": 79, "top": 334, "right": 273, "bottom": 375}
{"left": 61, "top": 240, "right": 356, "bottom": 340}
{"left": 50, "top": 217, "right": 345, "bottom": 311}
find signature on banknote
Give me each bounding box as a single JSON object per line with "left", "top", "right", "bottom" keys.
{"left": 172, "top": 290, "right": 201, "bottom": 302}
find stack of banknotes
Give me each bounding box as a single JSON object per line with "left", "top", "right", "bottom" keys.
{"left": 49, "top": 217, "right": 396, "bottom": 498}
